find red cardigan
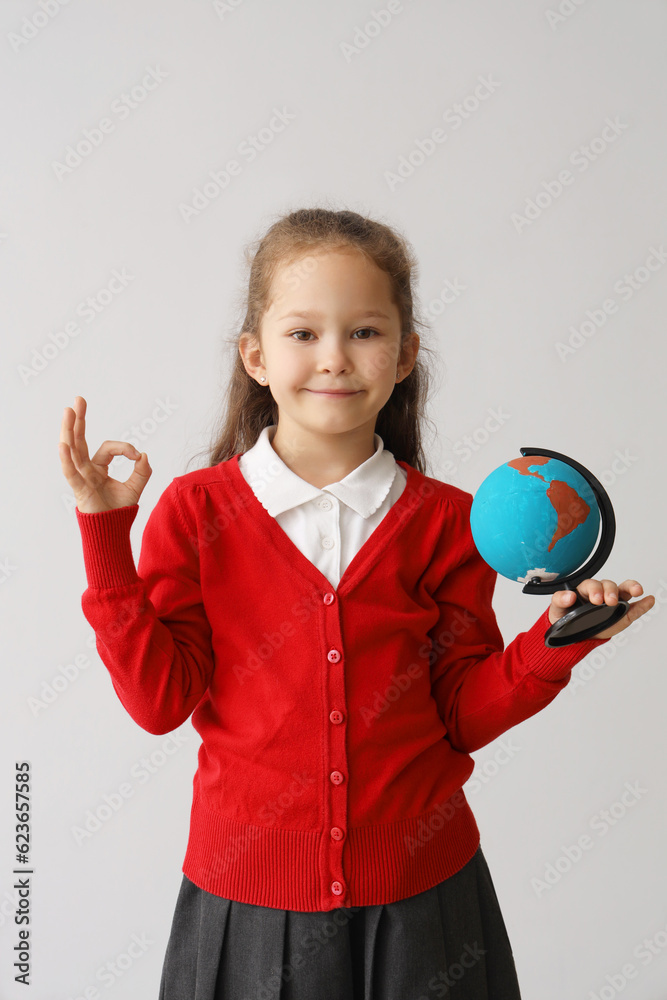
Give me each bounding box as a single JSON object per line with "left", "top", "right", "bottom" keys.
{"left": 75, "top": 454, "right": 611, "bottom": 912}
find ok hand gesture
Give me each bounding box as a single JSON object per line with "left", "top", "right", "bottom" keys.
{"left": 59, "top": 396, "right": 152, "bottom": 514}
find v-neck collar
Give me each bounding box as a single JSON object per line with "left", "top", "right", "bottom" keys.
{"left": 226, "top": 452, "right": 420, "bottom": 597}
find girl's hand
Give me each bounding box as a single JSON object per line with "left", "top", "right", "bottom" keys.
{"left": 548, "top": 579, "right": 655, "bottom": 640}
{"left": 59, "top": 395, "right": 152, "bottom": 513}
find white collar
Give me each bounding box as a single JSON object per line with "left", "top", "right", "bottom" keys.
{"left": 238, "top": 424, "right": 399, "bottom": 518}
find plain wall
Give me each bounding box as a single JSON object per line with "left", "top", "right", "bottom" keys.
{"left": 1, "top": 0, "right": 666, "bottom": 996}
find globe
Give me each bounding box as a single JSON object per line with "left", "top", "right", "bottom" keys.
{"left": 470, "top": 455, "right": 601, "bottom": 584}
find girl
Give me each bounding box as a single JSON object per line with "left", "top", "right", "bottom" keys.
{"left": 59, "top": 208, "right": 654, "bottom": 1000}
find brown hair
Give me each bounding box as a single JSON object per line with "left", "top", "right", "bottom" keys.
{"left": 187, "top": 204, "right": 440, "bottom": 475}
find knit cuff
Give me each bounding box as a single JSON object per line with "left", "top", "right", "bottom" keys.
{"left": 75, "top": 504, "right": 141, "bottom": 590}
{"left": 521, "top": 605, "right": 612, "bottom": 681}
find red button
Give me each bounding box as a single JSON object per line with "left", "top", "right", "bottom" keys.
{"left": 331, "top": 827, "right": 344, "bottom": 841}
{"left": 330, "top": 770, "right": 344, "bottom": 785}
{"left": 329, "top": 710, "right": 343, "bottom": 724}
{"left": 331, "top": 881, "right": 344, "bottom": 896}
{"left": 323, "top": 592, "right": 335, "bottom": 605}
{"left": 327, "top": 649, "right": 341, "bottom": 663}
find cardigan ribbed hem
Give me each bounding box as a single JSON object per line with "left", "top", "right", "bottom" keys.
{"left": 75, "top": 504, "right": 140, "bottom": 589}
{"left": 181, "top": 784, "right": 482, "bottom": 912}
{"left": 521, "top": 606, "right": 611, "bottom": 681}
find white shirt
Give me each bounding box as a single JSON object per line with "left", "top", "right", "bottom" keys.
{"left": 237, "top": 424, "right": 408, "bottom": 589}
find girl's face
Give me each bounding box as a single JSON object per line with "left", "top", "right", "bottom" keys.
{"left": 242, "top": 250, "right": 419, "bottom": 444}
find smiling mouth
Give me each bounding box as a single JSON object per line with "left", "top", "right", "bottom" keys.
{"left": 307, "top": 389, "right": 361, "bottom": 396}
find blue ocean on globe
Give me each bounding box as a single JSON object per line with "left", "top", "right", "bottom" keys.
{"left": 470, "top": 456, "right": 600, "bottom": 584}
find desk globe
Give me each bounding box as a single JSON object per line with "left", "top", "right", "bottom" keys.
{"left": 469, "top": 447, "right": 629, "bottom": 646}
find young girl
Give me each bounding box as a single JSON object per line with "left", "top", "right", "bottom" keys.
{"left": 59, "top": 208, "right": 654, "bottom": 1000}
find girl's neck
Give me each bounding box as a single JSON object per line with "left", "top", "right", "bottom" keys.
{"left": 269, "top": 421, "right": 378, "bottom": 489}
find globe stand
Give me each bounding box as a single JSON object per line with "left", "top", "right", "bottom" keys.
{"left": 518, "top": 448, "right": 629, "bottom": 648}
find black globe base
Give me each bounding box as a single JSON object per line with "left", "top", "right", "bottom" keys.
{"left": 517, "top": 448, "right": 627, "bottom": 648}
{"left": 543, "top": 591, "right": 629, "bottom": 647}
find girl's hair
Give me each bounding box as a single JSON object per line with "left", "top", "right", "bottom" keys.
{"left": 188, "top": 204, "right": 439, "bottom": 475}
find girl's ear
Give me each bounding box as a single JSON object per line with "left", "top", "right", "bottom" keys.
{"left": 400, "top": 332, "right": 420, "bottom": 375}
{"left": 238, "top": 333, "right": 263, "bottom": 378}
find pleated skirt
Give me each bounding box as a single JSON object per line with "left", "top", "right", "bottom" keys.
{"left": 158, "top": 844, "right": 522, "bottom": 1000}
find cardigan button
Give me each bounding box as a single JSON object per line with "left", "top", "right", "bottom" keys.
{"left": 331, "top": 827, "right": 344, "bottom": 841}
{"left": 329, "top": 710, "right": 343, "bottom": 724}
{"left": 331, "top": 881, "right": 344, "bottom": 896}
{"left": 323, "top": 592, "right": 335, "bottom": 605}
{"left": 327, "top": 649, "right": 341, "bottom": 663}
{"left": 330, "top": 770, "right": 344, "bottom": 785}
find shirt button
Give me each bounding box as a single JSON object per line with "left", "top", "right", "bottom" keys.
{"left": 323, "top": 592, "right": 335, "bottom": 605}
{"left": 330, "top": 770, "right": 344, "bottom": 785}
{"left": 331, "top": 881, "right": 344, "bottom": 896}
{"left": 319, "top": 498, "right": 333, "bottom": 510}
{"left": 327, "top": 649, "right": 341, "bottom": 663}
{"left": 331, "top": 827, "right": 344, "bottom": 841}
{"left": 322, "top": 537, "right": 334, "bottom": 550}
{"left": 329, "top": 710, "right": 343, "bottom": 724}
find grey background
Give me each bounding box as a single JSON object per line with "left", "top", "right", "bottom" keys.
{"left": 1, "top": 0, "right": 666, "bottom": 996}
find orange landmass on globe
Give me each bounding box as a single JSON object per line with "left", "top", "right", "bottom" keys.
{"left": 507, "top": 457, "right": 590, "bottom": 552}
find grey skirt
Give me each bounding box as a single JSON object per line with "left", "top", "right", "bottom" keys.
{"left": 158, "top": 844, "right": 522, "bottom": 1000}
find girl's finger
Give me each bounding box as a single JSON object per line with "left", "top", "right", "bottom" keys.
{"left": 576, "top": 578, "right": 606, "bottom": 603}
{"left": 72, "top": 396, "right": 91, "bottom": 464}
{"left": 89, "top": 441, "right": 142, "bottom": 467}
{"left": 58, "top": 439, "right": 87, "bottom": 491}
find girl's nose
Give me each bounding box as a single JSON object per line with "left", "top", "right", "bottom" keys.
{"left": 317, "top": 350, "right": 351, "bottom": 374}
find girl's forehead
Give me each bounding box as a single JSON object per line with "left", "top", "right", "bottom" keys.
{"left": 270, "top": 251, "right": 390, "bottom": 295}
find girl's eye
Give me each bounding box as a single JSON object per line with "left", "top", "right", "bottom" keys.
{"left": 290, "top": 328, "right": 379, "bottom": 342}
